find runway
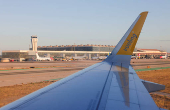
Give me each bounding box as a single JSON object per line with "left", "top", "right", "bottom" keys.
{"left": 0, "top": 59, "right": 170, "bottom": 87}
{"left": 0, "top": 68, "right": 85, "bottom": 76}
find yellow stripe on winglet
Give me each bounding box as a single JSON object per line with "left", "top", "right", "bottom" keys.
{"left": 117, "top": 11, "right": 148, "bottom": 55}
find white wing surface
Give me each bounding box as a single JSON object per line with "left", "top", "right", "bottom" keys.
{"left": 0, "top": 12, "right": 165, "bottom": 110}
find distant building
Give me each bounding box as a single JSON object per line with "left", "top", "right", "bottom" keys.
{"left": 36, "top": 44, "right": 115, "bottom": 52}
{"left": 2, "top": 35, "right": 168, "bottom": 60}
{"left": 2, "top": 48, "right": 167, "bottom": 60}
{"left": 134, "top": 49, "right": 166, "bottom": 55}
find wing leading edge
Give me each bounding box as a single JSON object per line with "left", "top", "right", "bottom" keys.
{"left": 0, "top": 12, "right": 166, "bottom": 110}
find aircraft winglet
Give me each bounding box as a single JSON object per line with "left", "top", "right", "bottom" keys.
{"left": 105, "top": 12, "right": 148, "bottom": 63}
{"left": 117, "top": 12, "right": 148, "bottom": 55}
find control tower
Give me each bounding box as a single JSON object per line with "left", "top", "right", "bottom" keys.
{"left": 31, "top": 35, "right": 38, "bottom": 51}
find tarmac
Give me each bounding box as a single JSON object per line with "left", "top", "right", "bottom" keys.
{"left": 0, "top": 59, "right": 170, "bottom": 87}
{"left": 0, "top": 60, "right": 101, "bottom": 70}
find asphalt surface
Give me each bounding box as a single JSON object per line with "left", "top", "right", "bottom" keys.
{"left": 0, "top": 59, "right": 170, "bottom": 87}
{"left": 0, "top": 60, "right": 101, "bottom": 70}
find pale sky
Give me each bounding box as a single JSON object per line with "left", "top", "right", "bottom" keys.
{"left": 0, "top": 0, "right": 170, "bottom": 54}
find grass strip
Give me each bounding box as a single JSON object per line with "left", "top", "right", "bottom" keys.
{"left": 44, "top": 78, "right": 63, "bottom": 81}
{"left": 135, "top": 67, "right": 170, "bottom": 72}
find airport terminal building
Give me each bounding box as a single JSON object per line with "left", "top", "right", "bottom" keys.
{"left": 37, "top": 44, "right": 115, "bottom": 52}
{"left": 1, "top": 35, "right": 168, "bottom": 61}
{"left": 2, "top": 47, "right": 168, "bottom": 61}
{"left": 2, "top": 45, "right": 114, "bottom": 60}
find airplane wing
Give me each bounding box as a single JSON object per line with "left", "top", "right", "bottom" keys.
{"left": 0, "top": 12, "right": 166, "bottom": 110}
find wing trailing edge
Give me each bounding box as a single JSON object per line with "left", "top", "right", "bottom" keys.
{"left": 141, "top": 80, "right": 165, "bottom": 93}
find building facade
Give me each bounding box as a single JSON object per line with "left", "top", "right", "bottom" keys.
{"left": 36, "top": 45, "right": 115, "bottom": 52}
